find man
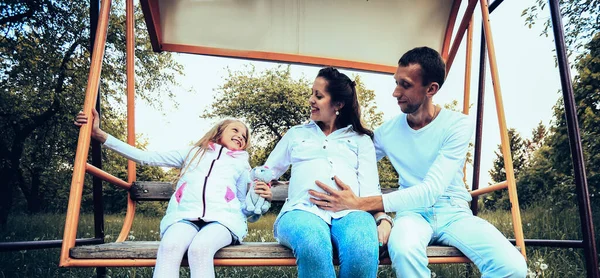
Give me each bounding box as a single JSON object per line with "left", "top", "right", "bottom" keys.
{"left": 309, "top": 47, "right": 527, "bottom": 277}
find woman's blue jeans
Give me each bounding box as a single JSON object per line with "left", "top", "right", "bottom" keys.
{"left": 276, "top": 210, "right": 379, "bottom": 278}
{"left": 388, "top": 197, "right": 528, "bottom": 277}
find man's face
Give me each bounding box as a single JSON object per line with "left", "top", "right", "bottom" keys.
{"left": 392, "top": 64, "right": 429, "bottom": 114}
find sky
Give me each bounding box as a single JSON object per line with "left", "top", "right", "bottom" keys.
{"left": 135, "top": 0, "right": 563, "bottom": 189}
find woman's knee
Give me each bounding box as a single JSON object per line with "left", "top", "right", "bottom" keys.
{"left": 334, "top": 227, "right": 378, "bottom": 262}
{"left": 278, "top": 211, "right": 329, "bottom": 245}
{"left": 332, "top": 211, "right": 377, "bottom": 242}
{"left": 291, "top": 234, "right": 333, "bottom": 261}
{"left": 348, "top": 210, "right": 376, "bottom": 222}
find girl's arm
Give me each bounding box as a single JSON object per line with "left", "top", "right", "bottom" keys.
{"left": 235, "top": 166, "right": 252, "bottom": 207}
{"left": 104, "top": 135, "right": 187, "bottom": 167}
{"left": 74, "top": 109, "right": 108, "bottom": 143}
{"left": 234, "top": 166, "right": 260, "bottom": 221}
{"left": 75, "top": 109, "right": 186, "bottom": 168}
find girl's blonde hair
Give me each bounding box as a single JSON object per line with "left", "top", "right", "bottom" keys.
{"left": 174, "top": 119, "right": 251, "bottom": 187}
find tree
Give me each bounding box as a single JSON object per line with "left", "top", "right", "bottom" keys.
{"left": 203, "top": 66, "right": 396, "bottom": 185}
{"left": 540, "top": 32, "right": 600, "bottom": 208}
{"left": 523, "top": 0, "right": 600, "bottom": 60}
{"left": 204, "top": 65, "right": 311, "bottom": 148}
{"left": 0, "top": 1, "right": 182, "bottom": 226}
{"left": 485, "top": 128, "right": 527, "bottom": 210}
{"left": 0, "top": 1, "right": 48, "bottom": 27}
{"left": 504, "top": 33, "right": 600, "bottom": 210}
{"left": 202, "top": 65, "right": 310, "bottom": 176}
{"left": 524, "top": 121, "right": 547, "bottom": 163}
{"left": 354, "top": 75, "right": 383, "bottom": 130}
{"left": 353, "top": 75, "right": 398, "bottom": 188}
{"left": 515, "top": 144, "right": 562, "bottom": 208}
{"left": 506, "top": 121, "right": 551, "bottom": 208}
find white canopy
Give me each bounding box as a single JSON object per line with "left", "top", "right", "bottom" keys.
{"left": 141, "top": 0, "right": 458, "bottom": 73}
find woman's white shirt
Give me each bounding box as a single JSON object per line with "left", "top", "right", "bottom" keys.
{"left": 264, "top": 121, "right": 381, "bottom": 239}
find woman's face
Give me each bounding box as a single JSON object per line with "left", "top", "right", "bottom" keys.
{"left": 309, "top": 77, "right": 338, "bottom": 125}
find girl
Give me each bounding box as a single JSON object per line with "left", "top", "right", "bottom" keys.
{"left": 263, "top": 67, "right": 391, "bottom": 278}
{"left": 75, "top": 109, "right": 272, "bottom": 278}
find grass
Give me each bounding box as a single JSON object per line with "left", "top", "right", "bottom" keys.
{"left": 0, "top": 203, "right": 595, "bottom": 277}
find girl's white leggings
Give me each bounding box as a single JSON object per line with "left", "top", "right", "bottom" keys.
{"left": 153, "top": 221, "right": 232, "bottom": 278}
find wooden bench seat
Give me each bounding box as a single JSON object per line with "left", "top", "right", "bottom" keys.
{"left": 70, "top": 241, "right": 468, "bottom": 262}
{"left": 70, "top": 181, "right": 504, "bottom": 265}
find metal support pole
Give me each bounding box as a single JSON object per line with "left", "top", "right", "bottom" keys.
{"left": 90, "top": 0, "right": 106, "bottom": 276}
{"left": 548, "top": 1, "right": 599, "bottom": 277}
{"left": 470, "top": 0, "right": 501, "bottom": 216}
{"left": 471, "top": 28, "right": 487, "bottom": 216}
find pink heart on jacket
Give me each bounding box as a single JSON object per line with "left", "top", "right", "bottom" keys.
{"left": 225, "top": 187, "right": 235, "bottom": 202}
{"left": 175, "top": 182, "right": 187, "bottom": 203}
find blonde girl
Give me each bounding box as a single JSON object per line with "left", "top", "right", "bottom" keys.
{"left": 75, "top": 109, "right": 271, "bottom": 278}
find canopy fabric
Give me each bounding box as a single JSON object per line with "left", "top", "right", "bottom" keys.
{"left": 141, "top": 0, "right": 457, "bottom": 73}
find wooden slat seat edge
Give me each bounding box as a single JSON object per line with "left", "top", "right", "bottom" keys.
{"left": 69, "top": 241, "right": 470, "bottom": 260}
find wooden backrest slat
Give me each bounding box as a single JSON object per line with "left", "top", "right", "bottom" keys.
{"left": 130, "top": 181, "right": 175, "bottom": 201}
{"left": 130, "top": 181, "right": 292, "bottom": 202}
{"left": 130, "top": 181, "right": 399, "bottom": 202}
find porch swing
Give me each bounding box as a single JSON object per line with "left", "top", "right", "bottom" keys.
{"left": 58, "top": 0, "right": 596, "bottom": 275}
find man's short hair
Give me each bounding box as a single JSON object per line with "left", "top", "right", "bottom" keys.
{"left": 398, "top": 47, "right": 446, "bottom": 88}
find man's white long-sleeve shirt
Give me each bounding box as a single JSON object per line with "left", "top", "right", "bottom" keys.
{"left": 374, "top": 109, "right": 474, "bottom": 213}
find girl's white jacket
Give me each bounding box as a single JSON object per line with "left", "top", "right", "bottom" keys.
{"left": 104, "top": 135, "right": 252, "bottom": 241}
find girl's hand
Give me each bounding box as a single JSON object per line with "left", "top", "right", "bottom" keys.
{"left": 74, "top": 109, "right": 108, "bottom": 143}
{"left": 253, "top": 181, "right": 272, "bottom": 201}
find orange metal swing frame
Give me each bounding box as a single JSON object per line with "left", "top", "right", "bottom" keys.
{"left": 60, "top": 0, "right": 526, "bottom": 267}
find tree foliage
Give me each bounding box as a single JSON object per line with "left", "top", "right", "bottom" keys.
{"left": 523, "top": 0, "right": 600, "bottom": 60}
{"left": 486, "top": 33, "right": 600, "bottom": 211}
{"left": 203, "top": 65, "right": 311, "bottom": 147}
{"left": 525, "top": 121, "right": 547, "bottom": 163}
{"left": 485, "top": 128, "right": 528, "bottom": 210}
{"left": 540, "top": 32, "right": 600, "bottom": 208}
{"left": 0, "top": 1, "right": 182, "bottom": 225}
{"left": 203, "top": 66, "right": 398, "bottom": 186}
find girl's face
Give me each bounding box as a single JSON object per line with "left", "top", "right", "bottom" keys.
{"left": 309, "top": 77, "right": 339, "bottom": 125}
{"left": 218, "top": 122, "right": 248, "bottom": 150}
